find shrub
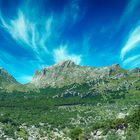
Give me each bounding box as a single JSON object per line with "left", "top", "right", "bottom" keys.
{"left": 69, "top": 127, "right": 83, "bottom": 140}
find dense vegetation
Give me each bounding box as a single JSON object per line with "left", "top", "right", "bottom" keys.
{"left": 0, "top": 80, "right": 140, "bottom": 139}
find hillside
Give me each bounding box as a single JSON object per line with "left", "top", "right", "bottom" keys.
{"left": 0, "top": 67, "right": 20, "bottom": 92}
{"left": 0, "top": 61, "right": 140, "bottom": 139}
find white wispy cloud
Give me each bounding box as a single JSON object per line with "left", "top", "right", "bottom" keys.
{"left": 118, "top": 0, "right": 139, "bottom": 29}
{"left": 53, "top": 45, "right": 82, "bottom": 65}
{"left": 119, "top": 0, "right": 140, "bottom": 68}
{"left": 132, "top": 61, "right": 140, "bottom": 68}
{"left": 1, "top": 10, "right": 50, "bottom": 51}
{"left": 0, "top": 11, "right": 32, "bottom": 47}
{"left": 123, "top": 55, "right": 140, "bottom": 65}
{"left": 69, "top": 0, "right": 80, "bottom": 23}
{"left": 121, "top": 24, "right": 140, "bottom": 60}
{"left": 0, "top": 0, "right": 82, "bottom": 61}
{"left": 45, "top": 15, "right": 53, "bottom": 38}
{"left": 0, "top": 10, "right": 50, "bottom": 65}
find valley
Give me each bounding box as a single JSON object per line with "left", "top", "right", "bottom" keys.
{"left": 0, "top": 60, "right": 140, "bottom": 139}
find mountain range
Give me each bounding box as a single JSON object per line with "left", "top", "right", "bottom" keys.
{"left": 0, "top": 60, "right": 140, "bottom": 93}
{"left": 1, "top": 60, "right": 140, "bottom": 139}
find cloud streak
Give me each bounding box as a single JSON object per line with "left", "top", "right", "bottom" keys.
{"left": 0, "top": 10, "right": 49, "bottom": 62}
{"left": 0, "top": 0, "right": 82, "bottom": 63}
{"left": 120, "top": 23, "right": 140, "bottom": 69}
{"left": 118, "top": 0, "right": 139, "bottom": 29}
{"left": 119, "top": 0, "right": 140, "bottom": 68}
{"left": 123, "top": 55, "right": 140, "bottom": 65}
{"left": 121, "top": 24, "right": 140, "bottom": 60}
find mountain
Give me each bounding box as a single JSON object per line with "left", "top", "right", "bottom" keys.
{"left": 31, "top": 60, "right": 128, "bottom": 88}
{"left": 0, "top": 60, "right": 139, "bottom": 91}
{"left": 0, "top": 67, "right": 19, "bottom": 92}
{"left": 0, "top": 67, "right": 17, "bottom": 85}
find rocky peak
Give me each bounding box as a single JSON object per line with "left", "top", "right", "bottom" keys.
{"left": 130, "top": 67, "right": 140, "bottom": 73}
{"left": 47, "top": 60, "right": 76, "bottom": 69}
{"left": 111, "top": 64, "right": 121, "bottom": 70}
{"left": 33, "top": 60, "right": 76, "bottom": 77}
{"left": 107, "top": 64, "right": 123, "bottom": 75}
{"left": 31, "top": 60, "right": 77, "bottom": 86}
{"left": 0, "top": 67, "right": 17, "bottom": 84}
{"left": 0, "top": 67, "right": 5, "bottom": 72}
{"left": 31, "top": 61, "right": 131, "bottom": 88}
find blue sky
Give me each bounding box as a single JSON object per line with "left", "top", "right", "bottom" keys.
{"left": 0, "top": 0, "right": 140, "bottom": 83}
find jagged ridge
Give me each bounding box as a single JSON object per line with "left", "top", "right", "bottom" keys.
{"left": 31, "top": 60, "right": 133, "bottom": 88}
{"left": 1, "top": 60, "right": 140, "bottom": 90}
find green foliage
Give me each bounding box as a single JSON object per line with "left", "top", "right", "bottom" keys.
{"left": 106, "top": 130, "right": 121, "bottom": 140}
{"left": 3, "top": 124, "right": 15, "bottom": 137}
{"left": 126, "top": 105, "right": 140, "bottom": 129}
{"left": 0, "top": 80, "right": 140, "bottom": 139}
{"left": 17, "top": 128, "right": 28, "bottom": 139}
{"left": 69, "top": 127, "right": 83, "bottom": 140}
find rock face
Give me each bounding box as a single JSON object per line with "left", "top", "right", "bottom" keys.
{"left": 0, "top": 67, "right": 18, "bottom": 90}
{"left": 0, "top": 68, "right": 17, "bottom": 84}
{"left": 130, "top": 68, "right": 140, "bottom": 73}
{"left": 31, "top": 60, "right": 126, "bottom": 88}
{"left": 0, "top": 60, "right": 137, "bottom": 90}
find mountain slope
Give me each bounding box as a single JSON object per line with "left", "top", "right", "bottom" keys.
{"left": 0, "top": 67, "right": 17, "bottom": 83}
{"left": 31, "top": 60, "right": 128, "bottom": 88}
{"left": 0, "top": 60, "right": 140, "bottom": 92}
{"left": 0, "top": 67, "right": 20, "bottom": 92}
